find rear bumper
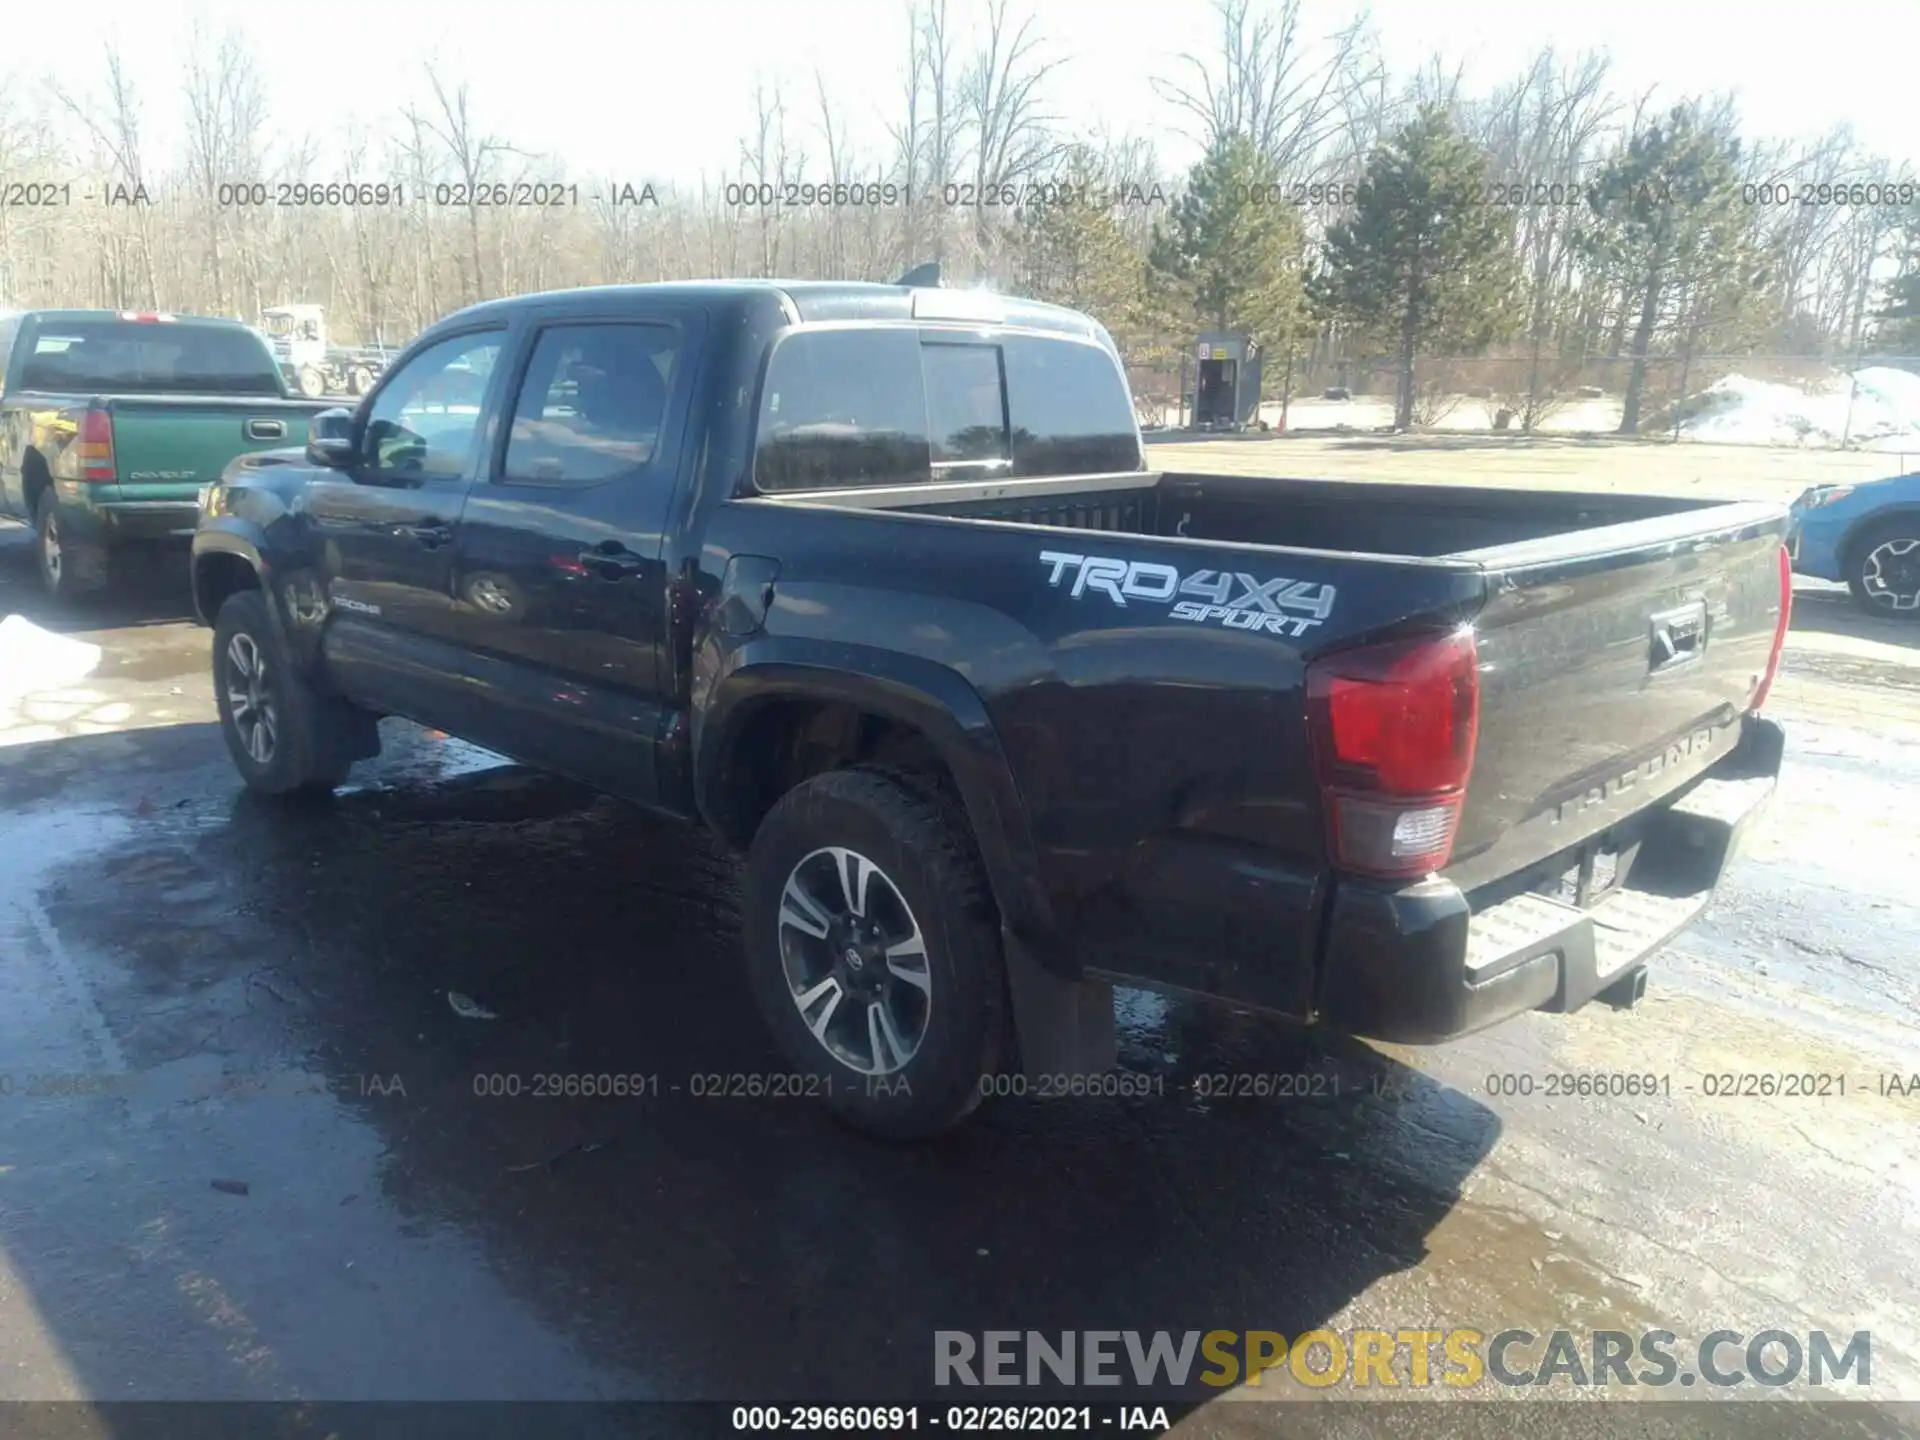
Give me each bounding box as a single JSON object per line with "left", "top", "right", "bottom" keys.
{"left": 54, "top": 484, "right": 199, "bottom": 545}
{"left": 1315, "top": 716, "right": 1784, "bottom": 1044}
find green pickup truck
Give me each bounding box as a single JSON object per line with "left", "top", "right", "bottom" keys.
{"left": 0, "top": 309, "right": 335, "bottom": 599}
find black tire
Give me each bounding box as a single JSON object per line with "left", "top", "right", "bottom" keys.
{"left": 34, "top": 491, "right": 111, "bottom": 599}
{"left": 742, "top": 766, "right": 1010, "bottom": 1141}
{"left": 1846, "top": 520, "right": 1920, "bottom": 621}
{"left": 212, "top": 589, "right": 377, "bottom": 795}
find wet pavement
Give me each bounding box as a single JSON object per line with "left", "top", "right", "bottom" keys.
{"left": 1, "top": 521, "right": 1918, "bottom": 1436}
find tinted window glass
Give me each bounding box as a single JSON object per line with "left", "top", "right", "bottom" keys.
{"left": 503, "top": 324, "right": 678, "bottom": 484}
{"left": 18, "top": 319, "right": 285, "bottom": 396}
{"left": 1005, "top": 335, "right": 1142, "bottom": 477}
{"left": 363, "top": 331, "right": 503, "bottom": 478}
{"left": 923, "top": 343, "right": 1008, "bottom": 466}
{"left": 755, "top": 328, "right": 929, "bottom": 491}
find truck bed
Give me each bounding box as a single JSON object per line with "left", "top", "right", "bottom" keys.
{"left": 753, "top": 467, "right": 1788, "bottom": 1004}
{"left": 841, "top": 467, "right": 1713, "bottom": 556}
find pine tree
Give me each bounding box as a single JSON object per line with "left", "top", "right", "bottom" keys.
{"left": 1877, "top": 209, "right": 1920, "bottom": 354}
{"left": 1582, "top": 104, "right": 1754, "bottom": 433}
{"left": 1147, "top": 135, "right": 1307, "bottom": 353}
{"left": 1317, "top": 107, "right": 1521, "bottom": 430}
{"left": 1018, "top": 146, "right": 1151, "bottom": 359}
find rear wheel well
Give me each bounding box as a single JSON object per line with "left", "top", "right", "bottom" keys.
{"left": 22, "top": 449, "right": 51, "bottom": 515}
{"left": 711, "top": 699, "right": 956, "bottom": 851}
{"left": 195, "top": 552, "right": 261, "bottom": 623}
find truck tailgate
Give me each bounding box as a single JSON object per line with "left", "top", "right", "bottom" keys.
{"left": 1444, "top": 501, "right": 1788, "bottom": 894}
{"left": 103, "top": 396, "right": 319, "bottom": 504}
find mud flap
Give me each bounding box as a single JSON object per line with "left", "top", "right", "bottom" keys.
{"left": 1002, "top": 928, "right": 1117, "bottom": 1077}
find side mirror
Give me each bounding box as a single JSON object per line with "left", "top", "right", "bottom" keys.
{"left": 305, "top": 407, "right": 357, "bottom": 468}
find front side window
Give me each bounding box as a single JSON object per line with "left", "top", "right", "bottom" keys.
{"left": 754, "top": 328, "right": 930, "bottom": 492}
{"left": 363, "top": 331, "right": 503, "bottom": 478}
{"left": 502, "top": 323, "right": 679, "bottom": 484}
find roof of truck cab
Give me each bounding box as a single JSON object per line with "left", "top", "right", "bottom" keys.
{"left": 432, "top": 281, "right": 1101, "bottom": 336}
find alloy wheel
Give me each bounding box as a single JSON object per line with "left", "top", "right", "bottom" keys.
{"left": 1861, "top": 538, "right": 1920, "bottom": 613}
{"left": 225, "top": 632, "right": 279, "bottom": 765}
{"left": 776, "top": 846, "right": 932, "bottom": 1075}
{"left": 41, "top": 512, "right": 61, "bottom": 587}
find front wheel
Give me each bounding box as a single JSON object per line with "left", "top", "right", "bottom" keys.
{"left": 1847, "top": 521, "right": 1920, "bottom": 619}
{"left": 296, "top": 365, "right": 327, "bottom": 398}
{"left": 212, "top": 589, "right": 377, "bottom": 795}
{"left": 742, "top": 767, "right": 1010, "bottom": 1141}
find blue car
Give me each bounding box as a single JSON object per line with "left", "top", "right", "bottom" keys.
{"left": 1789, "top": 470, "right": 1920, "bottom": 618}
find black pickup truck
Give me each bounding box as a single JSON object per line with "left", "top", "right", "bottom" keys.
{"left": 190, "top": 279, "right": 1789, "bottom": 1138}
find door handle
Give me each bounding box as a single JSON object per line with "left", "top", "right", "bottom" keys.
{"left": 398, "top": 520, "right": 452, "bottom": 548}
{"left": 578, "top": 544, "right": 646, "bottom": 578}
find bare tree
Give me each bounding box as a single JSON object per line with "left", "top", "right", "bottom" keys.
{"left": 51, "top": 44, "right": 163, "bottom": 306}
{"left": 962, "top": 0, "right": 1064, "bottom": 271}
{"left": 920, "top": 0, "right": 963, "bottom": 265}
{"left": 182, "top": 22, "right": 268, "bottom": 315}
{"left": 738, "top": 79, "right": 800, "bottom": 277}
{"left": 1154, "top": 0, "right": 1375, "bottom": 176}
{"left": 410, "top": 66, "right": 513, "bottom": 304}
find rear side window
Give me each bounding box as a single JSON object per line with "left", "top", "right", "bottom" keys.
{"left": 503, "top": 323, "right": 679, "bottom": 484}
{"left": 17, "top": 319, "right": 285, "bottom": 396}
{"left": 752, "top": 324, "right": 1141, "bottom": 492}
{"left": 1004, "top": 335, "right": 1142, "bottom": 477}
{"left": 755, "top": 329, "right": 930, "bottom": 492}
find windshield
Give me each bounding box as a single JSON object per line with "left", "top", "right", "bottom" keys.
{"left": 18, "top": 319, "right": 286, "bottom": 396}
{"left": 262, "top": 313, "right": 298, "bottom": 337}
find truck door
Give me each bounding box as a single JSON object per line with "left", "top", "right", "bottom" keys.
{"left": 304, "top": 327, "right": 506, "bottom": 726}
{"left": 447, "top": 313, "right": 700, "bottom": 804}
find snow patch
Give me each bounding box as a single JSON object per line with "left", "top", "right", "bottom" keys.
{"left": 0, "top": 616, "right": 102, "bottom": 697}
{"left": 1677, "top": 366, "right": 1920, "bottom": 447}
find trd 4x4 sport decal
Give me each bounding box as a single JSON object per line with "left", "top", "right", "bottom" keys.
{"left": 1039, "top": 550, "right": 1336, "bottom": 637}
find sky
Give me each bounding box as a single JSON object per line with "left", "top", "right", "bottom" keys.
{"left": 22, "top": 0, "right": 1920, "bottom": 184}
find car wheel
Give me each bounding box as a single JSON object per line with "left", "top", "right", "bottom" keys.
{"left": 212, "top": 589, "right": 377, "bottom": 795}
{"left": 1847, "top": 521, "right": 1920, "bottom": 620}
{"left": 348, "top": 365, "right": 373, "bottom": 397}
{"left": 297, "top": 365, "right": 327, "bottom": 398}
{"left": 742, "top": 766, "right": 1010, "bottom": 1141}
{"left": 34, "top": 491, "right": 109, "bottom": 599}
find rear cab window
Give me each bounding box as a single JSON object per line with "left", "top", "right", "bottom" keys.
{"left": 752, "top": 323, "right": 1141, "bottom": 493}
{"left": 17, "top": 317, "right": 285, "bottom": 396}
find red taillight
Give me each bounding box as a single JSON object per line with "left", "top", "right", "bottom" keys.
{"left": 76, "top": 408, "right": 115, "bottom": 482}
{"left": 1307, "top": 629, "right": 1480, "bottom": 880}
{"left": 1749, "top": 542, "right": 1792, "bottom": 712}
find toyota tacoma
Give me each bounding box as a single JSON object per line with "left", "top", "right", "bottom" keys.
{"left": 189, "top": 278, "right": 1791, "bottom": 1138}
